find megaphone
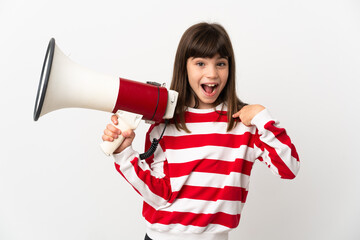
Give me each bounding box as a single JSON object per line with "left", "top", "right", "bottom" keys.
{"left": 34, "top": 38, "right": 178, "bottom": 156}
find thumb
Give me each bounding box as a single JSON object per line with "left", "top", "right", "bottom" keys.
{"left": 122, "top": 129, "right": 135, "bottom": 139}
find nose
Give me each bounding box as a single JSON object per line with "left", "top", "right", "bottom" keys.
{"left": 205, "top": 64, "right": 219, "bottom": 79}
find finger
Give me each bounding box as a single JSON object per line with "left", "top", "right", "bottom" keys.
{"left": 111, "top": 115, "right": 118, "bottom": 125}
{"left": 104, "top": 128, "right": 119, "bottom": 139}
{"left": 102, "top": 135, "right": 114, "bottom": 142}
{"left": 232, "top": 111, "right": 241, "bottom": 118}
{"left": 107, "top": 124, "right": 121, "bottom": 134}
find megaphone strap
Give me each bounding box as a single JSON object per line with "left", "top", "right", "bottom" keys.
{"left": 149, "top": 84, "right": 160, "bottom": 121}
{"left": 139, "top": 120, "right": 168, "bottom": 160}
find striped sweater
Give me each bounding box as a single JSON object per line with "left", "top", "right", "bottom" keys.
{"left": 113, "top": 105, "right": 300, "bottom": 240}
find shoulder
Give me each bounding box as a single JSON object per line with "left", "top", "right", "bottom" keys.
{"left": 147, "top": 121, "right": 171, "bottom": 138}
{"left": 146, "top": 122, "right": 161, "bottom": 135}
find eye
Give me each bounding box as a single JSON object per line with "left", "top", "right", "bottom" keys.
{"left": 196, "top": 62, "right": 205, "bottom": 67}
{"left": 217, "top": 62, "right": 227, "bottom": 67}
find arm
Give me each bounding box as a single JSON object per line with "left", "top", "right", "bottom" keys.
{"left": 233, "top": 105, "right": 300, "bottom": 179}
{"left": 106, "top": 120, "right": 171, "bottom": 208}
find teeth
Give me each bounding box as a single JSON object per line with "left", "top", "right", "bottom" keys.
{"left": 205, "top": 84, "right": 217, "bottom": 87}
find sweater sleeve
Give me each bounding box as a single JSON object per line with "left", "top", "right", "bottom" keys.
{"left": 251, "top": 109, "right": 300, "bottom": 179}
{"left": 113, "top": 124, "right": 171, "bottom": 208}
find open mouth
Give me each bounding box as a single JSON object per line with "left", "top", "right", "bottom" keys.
{"left": 201, "top": 83, "right": 218, "bottom": 95}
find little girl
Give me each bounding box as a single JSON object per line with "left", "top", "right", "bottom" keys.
{"left": 102, "top": 22, "right": 300, "bottom": 240}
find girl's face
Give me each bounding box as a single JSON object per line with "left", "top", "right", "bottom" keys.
{"left": 186, "top": 54, "right": 229, "bottom": 109}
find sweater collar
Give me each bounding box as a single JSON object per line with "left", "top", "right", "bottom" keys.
{"left": 185, "top": 103, "right": 226, "bottom": 113}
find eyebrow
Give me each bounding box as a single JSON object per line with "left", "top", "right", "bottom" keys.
{"left": 191, "top": 56, "right": 228, "bottom": 61}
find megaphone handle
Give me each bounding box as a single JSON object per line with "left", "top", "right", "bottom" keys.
{"left": 100, "top": 111, "right": 142, "bottom": 156}
{"left": 101, "top": 133, "right": 126, "bottom": 156}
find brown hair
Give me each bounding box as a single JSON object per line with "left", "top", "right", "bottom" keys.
{"left": 170, "top": 22, "right": 247, "bottom": 132}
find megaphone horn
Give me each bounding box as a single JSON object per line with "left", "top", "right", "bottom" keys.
{"left": 34, "top": 38, "right": 178, "bottom": 156}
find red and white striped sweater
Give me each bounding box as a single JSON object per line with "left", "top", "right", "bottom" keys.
{"left": 113, "top": 105, "right": 300, "bottom": 240}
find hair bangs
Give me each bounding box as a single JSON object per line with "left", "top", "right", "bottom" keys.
{"left": 186, "top": 28, "right": 231, "bottom": 59}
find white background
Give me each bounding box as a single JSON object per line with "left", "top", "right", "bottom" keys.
{"left": 1, "top": 0, "right": 359, "bottom": 239}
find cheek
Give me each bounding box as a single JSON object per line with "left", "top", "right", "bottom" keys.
{"left": 187, "top": 69, "right": 201, "bottom": 86}
{"left": 186, "top": 74, "right": 197, "bottom": 92}
{"left": 219, "top": 81, "right": 228, "bottom": 94}
{"left": 222, "top": 69, "right": 229, "bottom": 80}
{"left": 219, "top": 73, "right": 229, "bottom": 92}
{"left": 220, "top": 71, "right": 229, "bottom": 85}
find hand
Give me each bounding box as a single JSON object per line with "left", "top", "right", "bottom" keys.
{"left": 102, "top": 115, "right": 136, "bottom": 154}
{"left": 232, "top": 104, "right": 265, "bottom": 127}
